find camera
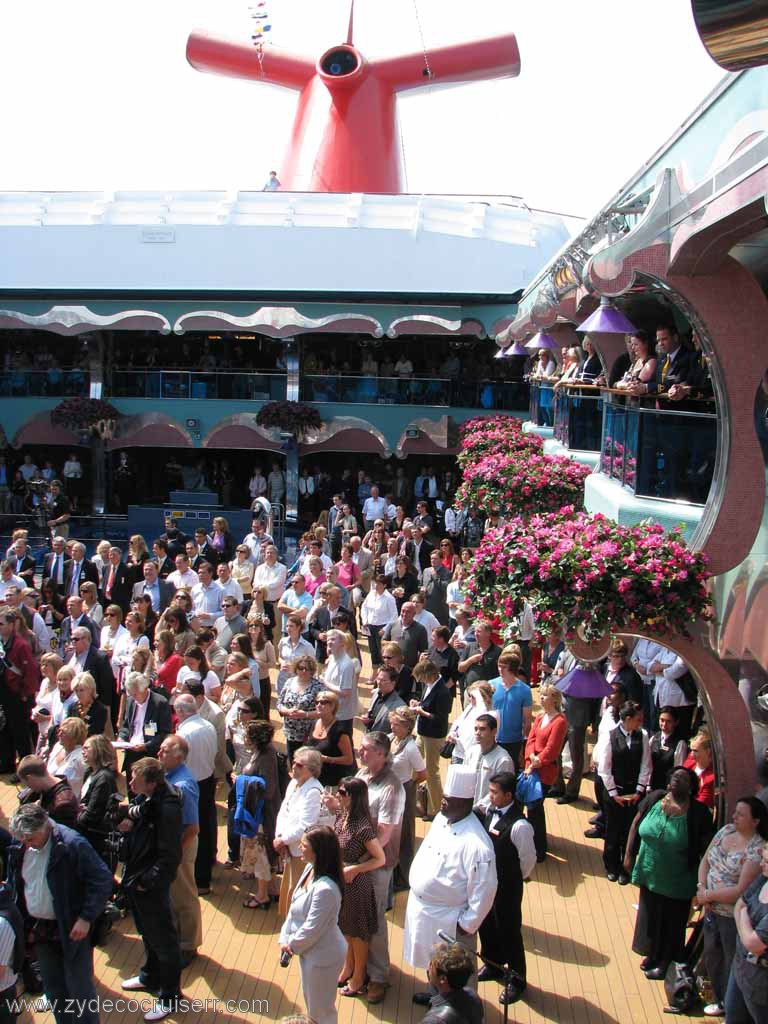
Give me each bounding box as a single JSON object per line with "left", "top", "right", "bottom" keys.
{"left": 279, "top": 949, "right": 293, "bottom": 968}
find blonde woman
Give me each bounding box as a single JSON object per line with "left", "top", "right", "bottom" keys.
{"left": 47, "top": 716, "right": 88, "bottom": 797}
{"left": 230, "top": 545, "right": 256, "bottom": 599}
{"left": 92, "top": 540, "right": 111, "bottom": 577}
{"left": 126, "top": 534, "right": 150, "bottom": 582}
{"left": 389, "top": 706, "right": 426, "bottom": 889}
{"left": 79, "top": 581, "right": 103, "bottom": 628}
{"left": 274, "top": 746, "right": 324, "bottom": 916}
{"left": 524, "top": 684, "right": 568, "bottom": 860}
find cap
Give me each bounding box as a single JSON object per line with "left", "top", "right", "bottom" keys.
{"left": 443, "top": 764, "right": 477, "bottom": 800}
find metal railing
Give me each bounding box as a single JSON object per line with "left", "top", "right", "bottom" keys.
{"left": 553, "top": 384, "right": 603, "bottom": 452}
{"left": 110, "top": 369, "right": 287, "bottom": 401}
{"left": 600, "top": 393, "right": 716, "bottom": 504}
{"left": 0, "top": 369, "right": 88, "bottom": 397}
{"left": 301, "top": 375, "right": 528, "bottom": 409}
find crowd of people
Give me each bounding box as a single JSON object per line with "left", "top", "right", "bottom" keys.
{"left": 0, "top": 483, "right": 759, "bottom": 1024}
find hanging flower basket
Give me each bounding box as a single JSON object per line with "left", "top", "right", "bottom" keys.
{"left": 256, "top": 401, "right": 322, "bottom": 441}
{"left": 457, "top": 451, "right": 591, "bottom": 518}
{"left": 464, "top": 507, "right": 712, "bottom": 644}
{"left": 50, "top": 397, "right": 120, "bottom": 435}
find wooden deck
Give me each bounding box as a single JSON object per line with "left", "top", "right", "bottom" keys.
{"left": 5, "top": 653, "right": 700, "bottom": 1024}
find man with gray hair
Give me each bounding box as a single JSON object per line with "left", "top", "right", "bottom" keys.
{"left": 321, "top": 629, "right": 357, "bottom": 736}
{"left": 118, "top": 672, "right": 172, "bottom": 785}
{"left": 7, "top": 804, "right": 112, "bottom": 1024}
{"left": 174, "top": 694, "right": 217, "bottom": 896}
{"left": 64, "top": 543, "right": 99, "bottom": 598}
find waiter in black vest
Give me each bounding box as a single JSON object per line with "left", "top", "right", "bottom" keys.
{"left": 475, "top": 771, "right": 536, "bottom": 1006}
{"left": 597, "top": 700, "right": 651, "bottom": 884}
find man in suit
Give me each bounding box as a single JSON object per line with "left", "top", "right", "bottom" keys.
{"left": 406, "top": 525, "right": 434, "bottom": 573}
{"left": 64, "top": 542, "right": 100, "bottom": 598}
{"left": 412, "top": 658, "right": 453, "bottom": 819}
{"left": 152, "top": 539, "right": 174, "bottom": 579}
{"left": 382, "top": 642, "right": 414, "bottom": 703}
{"left": 349, "top": 536, "right": 374, "bottom": 608}
{"left": 10, "top": 538, "right": 36, "bottom": 588}
{"left": 118, "top": 671, "right": 172, "bottom": 783}
{"left": 358, "top": 666, "right": 405, "bottom": 733}
{"left": 43, "top": 535, "right": 71, "bottom": 593}
{"left": 60, "top": 596, "right": 99, "bottom": 650}
{"left": 629, "top": 324, "right": 699, "bottom": 498}
{"left": 100, "top": 545, "right": 134, "bottom": 613}
{"left": 132, "top": 559, "right": 175, "bottom": 613}
{"left": 307, "top": 585, "right": 351, "bottom": 663}
{"left": 476, "top": 771, "right": 537, "bottom": 1005}
{"left": 159, "top": 516, "right": 188, "bottom": 560}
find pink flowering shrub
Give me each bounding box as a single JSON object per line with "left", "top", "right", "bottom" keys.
{"left": 457, "top": 451, "right": 590, "bottom": 517}
{"left": 457, "top": 416, "right": 543, "bottom": 468}
{"left": 464, "top": 507, "right": 712, "bottom": 641}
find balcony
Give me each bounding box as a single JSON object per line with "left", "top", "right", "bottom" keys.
{"left": 600, "top": 395, "right": 715, "bottom": 504}
{"left": 301, "top": 374, "right": 528, "bottom": 410}
{"left": 110, "top": 369, "right": 287, "bottom": 402}
{"left": 527, "top": 380, "right": 555, "bottom": 431}
{"left": 0, "top": 369, "right": 88, "bottom": 396}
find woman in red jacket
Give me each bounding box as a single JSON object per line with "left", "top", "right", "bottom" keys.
{"left": 683, "top": 730, "right": 716, "bottom": 809}
{"left": 524, "top": 684, "right": 568, "bottom": 861}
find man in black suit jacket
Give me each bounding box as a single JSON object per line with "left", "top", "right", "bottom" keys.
{"left": 152, "top": 539, "right": 174, "bottom": 579}
{"left": 100, "top": 546, "right": 133, "bottom": 613}
{"left": 412, "top": 659, "right": 453, "bottom": 819}
{"left": 60, "top": 597, "right": 100, "bottom": 649}
{"left": 64, "top": 543, "right": 99, "bottom": 598}
{"left": 405, "top": 526, "right": 433, "bottom": 572}
{"left": 476, "top": 770, "right": 537, "bottom": 1005}
{"left": 43, "top": 536, "right": 71, "bottom": 593}
{"left": 131, "top": 560, "right": 175, "bottom": 613}
{"left": 9, "top": 540, "right": 36, "bottom": 588}
{"left": 118, "top": 674, "right": 172, "bottom": 782}
{"left": 82, "top": 643, "right": 117, "bottom": 724}
{"left": 629, "top": 325, "right": 700, "bottom": 499}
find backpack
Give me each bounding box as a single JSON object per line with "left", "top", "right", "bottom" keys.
{"left": 275, "top": 751, "right": 290, "bottom": 799}
{"left": 232, "top": 775, "right": 265, "bottom": 839}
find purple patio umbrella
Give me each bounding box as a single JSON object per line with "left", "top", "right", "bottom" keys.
{"left": 577, "top": 297, "right": 638, "bottom": 334}
{"left": 555, "top": 665, "right": 612, "bottom": 699}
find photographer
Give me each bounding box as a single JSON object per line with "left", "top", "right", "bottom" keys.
{"left": 116, "top": 758, "right": 183, "bottom": 1022}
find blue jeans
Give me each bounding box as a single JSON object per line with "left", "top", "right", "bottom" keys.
{"left": 725, "top": 953, "right": 768, "bottom": 1024}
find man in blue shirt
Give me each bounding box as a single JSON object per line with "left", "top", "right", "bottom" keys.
{"left": 491, "top": 649, "right": 533, "bottom": 767}
{"left": 159, "top": 735, "right": 201, "bottom": 968}
{"left": 276, "top": 575, "right": 313, "bottom": 635}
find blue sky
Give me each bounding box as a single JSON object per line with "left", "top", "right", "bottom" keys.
{"left": 0, "top": 1, "right": 724, "bottom": 220}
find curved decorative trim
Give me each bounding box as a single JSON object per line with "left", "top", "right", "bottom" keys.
{"left": 394, "top": 416, "right": 451, "bottom": 457}
{"left": 174, "top": 308, "right": 384, "bottom": 338}
{"left": 385, "top": 316, "right": 485, "bottom": 339}
{"left": 12, "top": 411, "right": 82, "bottom": 448}
{"left": 201, "top": 413, "right": 282, "bottom": 450}
{"left": 107, "top": 412, "right": 193, "bottom": 449}
{"left": 299, "top": 416, "right": 391, "bottom": 457}
{"left": 0, "top": 306, "right": 171, "bottom": 336}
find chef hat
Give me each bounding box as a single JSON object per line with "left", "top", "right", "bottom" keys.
{"left": 443, "top": 764, "right": 477, "bottom": 800}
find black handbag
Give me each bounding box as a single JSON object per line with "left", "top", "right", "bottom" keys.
{"left": 439, "top": 739, "right": 456, "bottom": 760}
{"left": 664, "top": 961, "right": 697, "bottom": 1013}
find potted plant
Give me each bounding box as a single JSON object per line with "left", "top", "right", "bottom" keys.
{"left": 256, "top": 401, "right": 322, "bottom": 441}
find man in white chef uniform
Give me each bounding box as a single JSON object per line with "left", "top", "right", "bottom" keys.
{"left": 404, "top": 763, "right": 498, "bottom": 1005}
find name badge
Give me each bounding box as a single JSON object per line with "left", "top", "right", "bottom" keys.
{"left": 490, "top": 827, "right": 501, "bottom": 837}
{"left": 145, "top": 721, "right": 158, "bottom": 737}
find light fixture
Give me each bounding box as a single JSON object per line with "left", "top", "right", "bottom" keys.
{"left": 577, "top": 297, "right": 637, "bottom": 334}
{"left": 555, "top": 665, "right": 612, "bottom": 699}
{"left": 525, "top": 331, "right": 559, "bottom": 351}
{"left": 494, "top": 339, "right": 529, "bottom": 359}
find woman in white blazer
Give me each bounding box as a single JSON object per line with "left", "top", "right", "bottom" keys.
{"left": 279, "top": 825, "right": 347, "bottom": 1024}
{"left": 274, "top": 746, "right": 324, "bottom": 916}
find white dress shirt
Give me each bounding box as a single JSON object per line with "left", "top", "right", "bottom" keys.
{"left": 191, "top": 580, "right": 224, "bottom": 626}
{"left": 275, "top": 778, "right": 323, "bottom": 857}
{"left": 361, "top": 589, "right": 398, "bottom": 628}
{"left": 487, "top": 806, "right": 538, "bottom": 879}
{"left": 253, "top": 561, "right": 288, "bottom": 603}
{"left": 22, "top": 836, "right": 56, "bottom": 919}
{"left": 167, "top": 568, "right": 199, "bottom": 590}
{"left": 177, "top": 714, "right": 218, "bottom": 781}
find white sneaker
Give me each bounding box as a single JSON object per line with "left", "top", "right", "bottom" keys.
{"left": 144, "top": 1002, "right": 176, "bottom": 1022}
{"left": 703, "top": 1004, "right": 724, "bottom": 1018}
{"left": 121, "top": 976, "right": 146, "bottom": 991}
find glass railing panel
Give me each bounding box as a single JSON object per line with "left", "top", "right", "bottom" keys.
{"left": 634, "top": 406, "right": 716, "bottom": 503}
{"left": 0, "top": 370, "right": 89, "bottom": 396}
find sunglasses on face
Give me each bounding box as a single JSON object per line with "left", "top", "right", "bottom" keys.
{"left": 337, "top": 788, "right": 348, "bottom": 796}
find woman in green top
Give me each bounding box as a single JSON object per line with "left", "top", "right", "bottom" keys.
{"left": 624, "top": 767, "right": 715, "bottom": 979}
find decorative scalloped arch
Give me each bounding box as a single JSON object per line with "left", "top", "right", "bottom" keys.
{"left": 299, "top": 416, "right": 391, "bottom": 457}
{"left": 174, "top": 308, "right": 384, "bottom": 338}
{"left": 202, "top": 414, "right": 283, "bottom": 451}
{"left": 0, "top": 306, "right": 171, "bottom": 336}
